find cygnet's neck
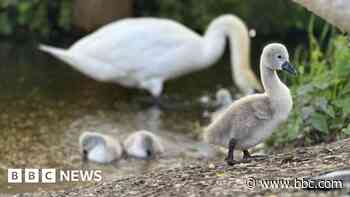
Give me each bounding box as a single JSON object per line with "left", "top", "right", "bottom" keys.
{"left": 260, "top": 62, "right": 293, "bottom": 118}
{"left": 260, "top": 64, "right": 285, "bottom": 97}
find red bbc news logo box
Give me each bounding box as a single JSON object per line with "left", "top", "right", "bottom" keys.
{"left": 8, "top": 169, "right": 56, "bottom": 183}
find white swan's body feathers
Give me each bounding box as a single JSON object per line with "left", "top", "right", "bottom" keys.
{"left": 39, "top": 15, "right": 261, "bottom": 97}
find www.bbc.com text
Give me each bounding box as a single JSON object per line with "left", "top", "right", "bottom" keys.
{"left": 245, "top": 177, "right": 343, "bottom": 190}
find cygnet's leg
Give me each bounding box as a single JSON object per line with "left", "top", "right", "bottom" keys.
{"left": 243, "top": 150, "right": 268, "bottom": 161}
{"left": 225, "top": 138, "right": 240, "bottom": 165}
{"left": 82, "top": 150, "right": 88, "bottom": 162}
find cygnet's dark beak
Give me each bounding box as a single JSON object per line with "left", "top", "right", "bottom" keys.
{"left": 146, "top": 149, "right": 155, "bottom": 160}
{"left": 282, "top": 61, "right": 297, "bottom": 75}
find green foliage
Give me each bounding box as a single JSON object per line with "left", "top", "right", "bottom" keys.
{"left": 267, "top": 20, "right": 350, "bottom": 147}
{"left": 139, "top": 0, "right": 310, "bottom": 34}
{"left": 58, "top": 0, "right": 72, "bottom": 31}
{"left": 343, "top": 125, "right": 350, "bottom": 135}
{"left": 0, "top": 0, "right": 72, "bottom": 37}
{"left": 0, "top": 0, "right": 319, "bottom": 38}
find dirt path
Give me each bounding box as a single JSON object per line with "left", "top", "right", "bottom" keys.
{"left": 11, "top": 138, "right": 350, "bottom": 197}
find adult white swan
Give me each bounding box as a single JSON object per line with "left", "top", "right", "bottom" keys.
{"left": 39, "top": 14, "right": 262, "bottom": 98}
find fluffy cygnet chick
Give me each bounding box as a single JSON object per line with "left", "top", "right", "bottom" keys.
{"left": 210, "top": 88, "right": 233, "bottom": 120}
{"left": 79, "top": 131, "right": 123, "bottom": 164}
{"left": 123, "top": 130, "right": 164, "bottom": 159}
{"left": 203, "top": 43, "right": 297, "bottom": 165}
{"left": 215, "top": 88, "right": 233, "bottom": 108}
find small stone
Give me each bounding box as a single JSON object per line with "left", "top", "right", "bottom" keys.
{"left": 208, "top": 163, "right": 215, "bottom": 169}
{"left": 174, "top": 183, "right": 182, "bottom": 188}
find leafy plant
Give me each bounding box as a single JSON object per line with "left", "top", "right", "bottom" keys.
{"left": 267, "top": 19, "right": 350, "bottom": 147}
{"left": 0, "top": 0, "right": 72, "bottom": 37}
{"left": 0, "top": 0, "right": 313, "bottom": 38}
{"left": 138, "top": 0, "right": 312, "bottom": 34}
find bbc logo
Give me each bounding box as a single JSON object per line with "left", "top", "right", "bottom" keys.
{"left": 8, "top": 168, "right": 102, "bottom": 183}
{"left": 8, "top": 169, "right": 56, "bottom": 183}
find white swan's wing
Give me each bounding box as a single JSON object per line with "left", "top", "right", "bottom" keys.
{"left": 69, "top": 18, "right": 203, "bottom": 77}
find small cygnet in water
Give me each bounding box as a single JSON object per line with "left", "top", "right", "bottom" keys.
{"left": 123, "top": 130, "right": 164, "bottom": 159}
{"left": 201, "top": 89, "right": 233, "bottom": 120}
{"left": 215, "top": 88, "right": 233, "bottom": 108}
{"left": 211, "top": 88, "right": 233, "bottom": 120}
{"left": 79, "top": 131, "right": 123, "bottom": 164}
{"left": 203, "top": 43, "right": 297, "bottom": 165}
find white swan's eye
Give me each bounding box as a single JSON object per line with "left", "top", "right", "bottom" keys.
{"left": 277, "top": 55, "right": 282, "bottom": 59}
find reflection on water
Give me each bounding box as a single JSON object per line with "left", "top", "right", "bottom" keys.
{"left": 0, "top": 41, "right": 234, "bottom": 194}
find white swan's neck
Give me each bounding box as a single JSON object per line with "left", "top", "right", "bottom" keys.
{"left": 202, "top": 15, "right": 255, "bottom": 93}
{"left": 202, "top": 21, "right": 227, "bottom": 66}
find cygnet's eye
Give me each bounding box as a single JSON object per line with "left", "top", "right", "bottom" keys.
{"left": 277, "top": 55, "right": 282, "bottom": 59}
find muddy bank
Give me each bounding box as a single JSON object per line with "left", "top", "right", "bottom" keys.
{"left": 10, "top": 138, "right": 350, "bottom": 197}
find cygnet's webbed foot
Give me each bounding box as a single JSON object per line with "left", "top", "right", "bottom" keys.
{"left": 243, "top": 150, "right": 268, "bottom": 161}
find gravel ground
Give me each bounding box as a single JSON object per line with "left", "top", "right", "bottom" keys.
{"left": 7, "top": 138, "right": 350, "bottom": 197}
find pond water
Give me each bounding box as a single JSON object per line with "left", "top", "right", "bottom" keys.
{"left": 0, "top": 33, "right": 304, "bottom": 194}
{"left": 0, "top": 40, "right": 235, "bottom": 194}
